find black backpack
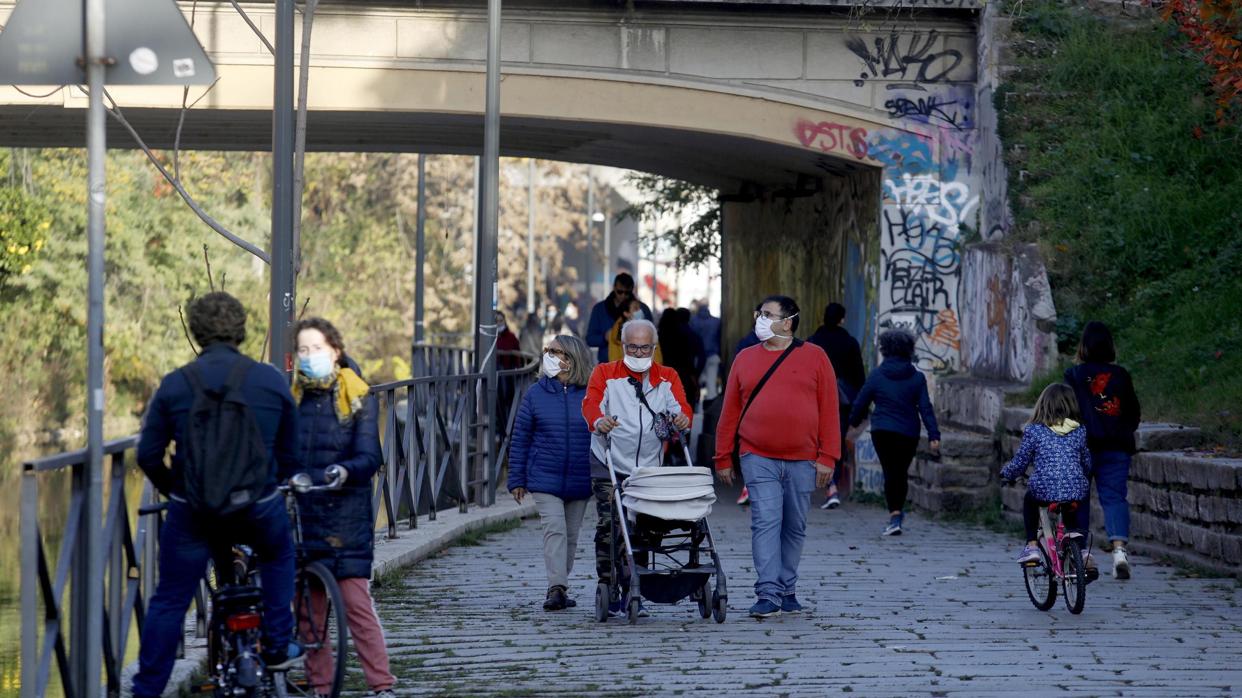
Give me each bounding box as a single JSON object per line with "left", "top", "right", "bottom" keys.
{"left": 179, "top": 358, "right": 271, "bottom": 517}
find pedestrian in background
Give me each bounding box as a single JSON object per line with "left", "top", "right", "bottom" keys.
{"left": 658, "top": 308, "right": 703, "bottom": 411}
{"left": 291, "top": 317, "right": 395, "bottom": 697}
{"left": 608, "top": 297, "right": 663, "bottom": 365}
{"left": 508, "top": 335, "right": 596, "bottom": 611}
{"left": 690, "top": 301, "right": 722, "bottom": 403}
{"left": 808, "top": 302, "right": 866, "bottom": 509}
{"left": 848, "top": 329, "right": 940, "bottom": 537}
{"left": 1063, "top": 321, "right": 1140, "bottom": 579}
{"left": 586, "top": 273, "right": 652, "bottom": 364}
{"left": 519, "top": 312, "right": 545, "bottom": 358}
{"left": 714, "top": 295, "right": 840, "bottom": 619}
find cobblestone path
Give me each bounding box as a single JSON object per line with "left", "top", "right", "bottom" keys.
{"left": 370, "top": 494, "right": 1242, "bottom": 697}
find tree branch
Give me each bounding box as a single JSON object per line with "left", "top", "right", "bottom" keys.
{"left": 98, "top": 88, "right": 272, "bottom": 264}
{"left": 227, "top": 0, "right": 275, "bottom": 55}
{"left": 178, "top": 305, "right": 200, "bottom": 356}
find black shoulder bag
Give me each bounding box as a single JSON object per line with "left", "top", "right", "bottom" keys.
{"left": 731, "top": 339, "right": 802, "bottom": 475}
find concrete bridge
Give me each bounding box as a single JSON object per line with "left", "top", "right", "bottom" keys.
{"left": 0, "top": 0, "right": 1055, "bottom": 382}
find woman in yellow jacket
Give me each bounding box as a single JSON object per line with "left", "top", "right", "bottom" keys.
{"left": 607, "top": 298, "right": 663, "bottom": 364}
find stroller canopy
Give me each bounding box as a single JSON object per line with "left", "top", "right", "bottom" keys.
{"left": 622, "top": 466, "right": 716, "bottom": 522}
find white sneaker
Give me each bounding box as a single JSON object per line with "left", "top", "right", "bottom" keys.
{"left": 819, "top": 491, "right": 841, "bottom": 510}
{"left": 1112, "top": 547, "right": 1131, "bottom": 579}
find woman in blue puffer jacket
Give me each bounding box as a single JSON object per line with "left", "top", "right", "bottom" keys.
{"left": 292, "top": 318, "right": 394, "bottom": 696}
{"left": 507, "top": 334, "right": 595, "bottom": 611}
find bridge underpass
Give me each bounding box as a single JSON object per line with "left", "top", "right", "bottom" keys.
{"left": 0, "top": 0, "right": 1056, "bottom": 381}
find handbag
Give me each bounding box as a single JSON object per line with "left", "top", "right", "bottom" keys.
{"left": 731, "top": 339, "right": 803, "bottom": 475}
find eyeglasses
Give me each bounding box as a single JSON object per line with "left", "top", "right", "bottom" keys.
{"left": 756, "top": 310, "right": 790, "bottom": 321}
{"left": 622, "top": 343, "right": 655, "bottom": 356}
{"left": 543, "top": 347, "right": 569, "bottom": 359}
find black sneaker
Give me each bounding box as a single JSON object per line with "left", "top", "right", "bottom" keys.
{"left": 543, "top": 585, "right": 568, "bottom": 611}
{"left": 262, "top": 642, "right": 305, "bottom": 671}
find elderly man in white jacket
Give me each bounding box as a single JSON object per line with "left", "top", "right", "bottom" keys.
{"left": 582, "top": 318, "right": 692, "bottom": 615}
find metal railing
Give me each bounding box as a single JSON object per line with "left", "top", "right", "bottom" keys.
{"left": 19, "top": 346, "right": 538, "bottom": 698}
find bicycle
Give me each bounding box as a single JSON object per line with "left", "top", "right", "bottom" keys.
{"left": 1021, "top": 500, "right": 1095, "bottom": 615}
{"left": 138, "top": 476, "right": 349, "bottom": 698}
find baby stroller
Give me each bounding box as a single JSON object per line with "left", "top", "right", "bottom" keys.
{"left": 595, "top": 433, "right": 728, "bottom": 624}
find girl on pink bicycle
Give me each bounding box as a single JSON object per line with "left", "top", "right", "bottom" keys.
{"left": 1000, "top": 384, "right": 1092, "bottom": 566}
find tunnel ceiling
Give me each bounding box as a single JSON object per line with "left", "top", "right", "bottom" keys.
{"left": 0, "top": 106, "right": 868, "bottom": 191}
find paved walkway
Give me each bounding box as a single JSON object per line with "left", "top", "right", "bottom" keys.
{"left": 371, "top": 490, "right": 1242, "bottom": 697}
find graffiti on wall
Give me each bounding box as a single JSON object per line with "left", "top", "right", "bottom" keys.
{"left": 794, "top": 119, "right": 870, "bottom": 160}
{"left": 845, "top": 31, "right": 969, "bottom": 90}
{"left": 871, "top": 131, "right": 979, "bottom": 373}
{"left": 884, "top": 92, "right": 973, "bottom": 131}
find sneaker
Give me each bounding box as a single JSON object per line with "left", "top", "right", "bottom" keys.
{"left": 780, "top": 595, "right": 803, "bottom": 613}
{"left": 819, "top": 490, "right": 841, "bottom": 510}
{"left": 608, "top": 598, "right": 623, "bottom": 617}
{"left": 1016, "top": 544, "right": 1040, "bottom": 565}
{"left": 565, "top": 597, "right": 577, "bottom": 608}
{"left": 749, "top": 599, "right": 781, "bottom": 618}
{"left": 882, "top": 514, "right": 903, "bottom": 536}
{"left": 636, "top": 601, "right": 650, "bottom": 618}
{"left": 262, "top": 642, "right": 305, "bottom": 671}
{"left": 543, "top": 585, "right": 567, "bottom": 611}
{"left": 1112, "top": 547, "right": 1131, "bottom": 580}
{"left": 736, "top": 486, "right": 750, "bottom": 506}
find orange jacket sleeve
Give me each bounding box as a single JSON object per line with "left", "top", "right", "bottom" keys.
{"left": 582, "top": 365, "right": 607, "bottom": 432}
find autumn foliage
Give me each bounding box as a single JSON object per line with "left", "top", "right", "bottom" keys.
{"left": 1154, "top": 0, "right": 1242, "bottom": 123}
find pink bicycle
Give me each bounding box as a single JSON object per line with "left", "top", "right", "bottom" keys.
{"left": 1022, "top": 501, "right": 1094, "bottom": 614}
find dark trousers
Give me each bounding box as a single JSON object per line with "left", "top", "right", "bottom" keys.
{"left": 871, "top": 430, "right": 920, "bottom": 512}
{"left": 592, "top": 477, "right": 650, "bottom": 590}
{"left": 133, "top": 496, "right": 296, "bottom": 698}
{"left": 1022, "top": 491, "right": 1082, "bottom": 542}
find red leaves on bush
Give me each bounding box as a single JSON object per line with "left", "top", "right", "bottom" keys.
{"left": 1154, "top": 0, "right": 1242, "bottom": 124}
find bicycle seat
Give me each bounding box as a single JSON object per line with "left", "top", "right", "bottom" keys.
{"left": 1047, "top": 501, "right": 1079, "bottom": 513}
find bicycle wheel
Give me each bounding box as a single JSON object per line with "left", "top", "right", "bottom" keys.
{"left": 1060, "top": 538, "right": 1087, "bottom": 615}
{"left": 1022, "top": 544, "right": 1057, "bottom": 611}
{"left": 286, "top": 561, "right": 349, "bottom": 698}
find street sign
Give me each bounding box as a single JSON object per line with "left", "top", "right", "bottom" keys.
{"left": 0, "top": 0, "right": 216, "bottom": 85}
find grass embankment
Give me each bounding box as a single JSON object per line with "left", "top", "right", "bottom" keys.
{"left": 999, "top": 1, "right": 1242, "bottom": 449}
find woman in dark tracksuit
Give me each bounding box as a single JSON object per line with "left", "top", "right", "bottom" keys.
{"left": 292, "top": 318, "right": 395, "bottom": 697}
{"left": 507, "top": 334, "right": 595, "bottom": 611}
{"left": 849, "top": 329, "right": 941, "bottom": 537}
{"left": 1063, "top": 321, "right": 1140, "bottom": 580}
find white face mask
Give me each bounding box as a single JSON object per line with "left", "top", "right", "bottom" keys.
{"left": 542, "top": 352, "right": 565, "bottom": 378}
{"left": 755, "top": 312, "right": 796, "bottom": 342}
{"left": 623, "top": 354, "right": 653, "bottom": 373}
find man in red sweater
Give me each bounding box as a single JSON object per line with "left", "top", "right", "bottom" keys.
{"left": 714, "top": 295, "right": 840, "bottom": 618}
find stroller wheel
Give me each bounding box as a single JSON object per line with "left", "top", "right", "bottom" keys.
{"left": 594, "top": 583, "right": 609, "bottom": 623}
{"left": 697, "top": 581, "right": 712, "bottom": 619}
{"left": 712, "top": 593, "right": 727, "bottom": 624}
{"left": 627, "top": 598, "right": 641, "bottom": 625}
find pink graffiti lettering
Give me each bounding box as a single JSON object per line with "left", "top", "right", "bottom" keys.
{"left": 795, "top": 120, "right": 869, "bottom": 160}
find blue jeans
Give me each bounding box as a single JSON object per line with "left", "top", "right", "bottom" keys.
{"left": 133, "top": 495, "right": 297, "bottom": 698}
{"left": 740, "top": 454, "right": 816, "bottom": 604}
{"left": 1084, "top": 450, "right": 1132, "bottom": 543}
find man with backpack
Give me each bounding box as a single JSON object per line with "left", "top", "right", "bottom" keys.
{"left": 132, "top": 292, "right": 302, "bottom": 698}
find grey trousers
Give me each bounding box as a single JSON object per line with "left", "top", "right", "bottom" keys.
{"left": 531, "top": 492, "right": 589, "bottom": 589}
